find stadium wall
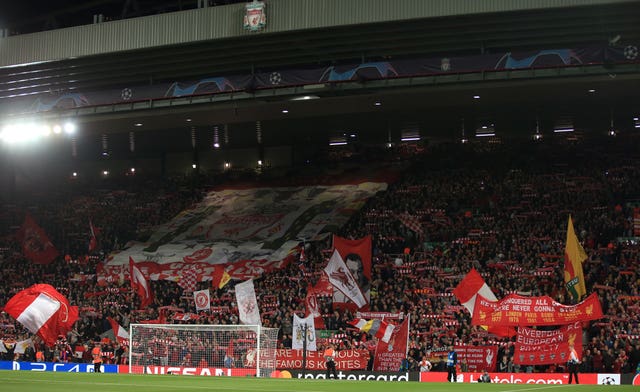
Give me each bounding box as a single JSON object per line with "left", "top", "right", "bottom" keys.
{"left": 0, "top": 0, "right": 634, "bottom": 67}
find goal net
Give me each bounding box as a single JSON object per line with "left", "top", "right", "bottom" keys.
{"left": 128, "top": 324, "right": 279, "bottom": 377}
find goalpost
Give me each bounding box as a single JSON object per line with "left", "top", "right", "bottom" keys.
{"left": 129, "top": 324, "right": 279, "bottom": 377}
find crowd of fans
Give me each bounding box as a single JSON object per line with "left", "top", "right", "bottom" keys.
{"left": 0, "top": 133, "right": 639, "bottom": 375}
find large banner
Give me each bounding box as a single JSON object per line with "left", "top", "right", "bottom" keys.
{"left": 514, "top": 321, "right": 583, "bottom": 365}
{"left": 454, "top": 345, "right": 498, "bottom": 372}
{"left": 373, "top": 317, "right": 409, "bottom": 372}
{"left": 332, "top": 235, "right": 372, "bottom": 310}
{"left": 99, "top": 184, "right": 386, "bottom": 283}
{"left": 472, "top": 292, "right": 603, "bottom": 327}
{"left": 324, "top": 250, "right": 367, "bottom": 309}
{"left": 275, "top": 348, "right": 369, "bottom": 370}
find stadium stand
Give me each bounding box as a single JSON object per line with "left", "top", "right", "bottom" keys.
{"left": 0, "top": 0, "right": 639, "bottom": 380}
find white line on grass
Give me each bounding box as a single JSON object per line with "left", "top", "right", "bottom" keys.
{"left": 0, "top": 376, "right": 328, "bottom": 392}
{"left": 499, "top": 385, "right": 572, "bottom": 392}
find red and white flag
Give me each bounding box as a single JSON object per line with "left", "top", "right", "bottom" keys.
{"left": 398, "top": 214, "right": 423, "bottom": 237}
{"left": 373, "top": 316, "right": 409, "bottom": 371}
{"left": 178, "top": 266, "right": 198, "bottom": 293}
{"left": 107, "top": 317, "right": 129, "bottom": 344}
{"left": 4, "top": 284, "right": 79, "bottom": 347}
{"left": 129, "top": 257, "right": 153, "bottom": 309}
{"left": 16, "top": 214, "right": 59, "bottom": 265}
{"left": 452, "top": 267, "right": 498, "bottom": 314}
{"left": 193, "top": 289, "right": 211, "bottom": 312}
{"left": 348, "top": 318, "right": 395, "bottom": 343}
{"left": 235, "top": 279, "right": 261, "bottom": 325}
{"left": 324, "top": 249, "right": 367, "bottom": 308}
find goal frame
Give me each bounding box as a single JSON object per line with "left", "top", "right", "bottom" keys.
{"left": 128, "top": 323, "right": 279, "bottom": 378}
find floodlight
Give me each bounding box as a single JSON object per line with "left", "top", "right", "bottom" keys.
{"left": 63, "top": 122, "right": 76, "bottom": 134}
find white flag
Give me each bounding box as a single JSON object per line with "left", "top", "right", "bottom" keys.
{"left": 235, "top": 279, "right": 261, "bottom": 325}
{"left": 193, "top": 289, "right": 211, "bottom": 312}
{"left": 324, "top": 249, "right": 367, "bottom": 308}
{"left": 14, "top": 338, "right": 34, "bottom": 354}
{"left": 292, "top": 314, "right": 317, "bottom": 351}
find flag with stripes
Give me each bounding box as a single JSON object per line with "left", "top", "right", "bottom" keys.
{"left": 348, "top": 318, "right": 395, "bottom": 343}
{"left": 398, "top": 213, "right": 423, "bottom": 237}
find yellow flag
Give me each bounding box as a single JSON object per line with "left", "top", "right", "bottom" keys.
{"left": 564, "top": 216, "right": 588, "bottom": 302}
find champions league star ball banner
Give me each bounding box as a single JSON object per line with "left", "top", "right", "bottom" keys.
{"left": 514, "top": 321, "right": 583, "bottom": 365}
{"left": 472, "top": 292, "right": 602, "bottom": 327}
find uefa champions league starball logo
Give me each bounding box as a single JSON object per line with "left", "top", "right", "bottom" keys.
{"left": 623, "top": 45, "right": 638, "bottom": 60}
{"left": 121, "top": 88, "right": 132, "bottom": 100}
{"left": 269, "top": 72, "right": 282, "bottom": 85}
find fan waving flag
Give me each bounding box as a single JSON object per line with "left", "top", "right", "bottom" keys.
{"left": 212, "top": 265, "right": 231, "bottom": 289}
{"left": 107, "top": 317, "right": 129, "bottom": 344}
{"left": 129, "top": 257, "right": 153, "bottom": 309}
{"left": 348, "top": 318, "right": 395, "bottom": 343}
{"left": 564, "top": 215, "right": 588, "bottom": 302}
{"left": 16, "top": 214, "right": 59, "bottom": 265}
{"left": 453, "top": 267, "right": 498, "bottom": 315}
{"left": 324, "top": 249, "right": 367, "bottom": 308}
{"left": 4, "top": 284, "right": 78, "bottom": 347}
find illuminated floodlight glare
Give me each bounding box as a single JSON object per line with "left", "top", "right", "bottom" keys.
{"left": 1, "top": 123, "right": 39, "bottom": 144}
{"left": 63, "top": 122, "right": 76, "bottom": 134}
{"left": 192, "top": 163, "right": 197, "bottom": 169}
{"left": 130, "top": 167, "right": 136, "bottom": 173}
{"left": 53, "top": 125, "right": 62, "bottom": 134}
{"left": 257, "top": 160, "right": 263, "bottom": 166}
{"left": 213, "top": 142, "right": 220, "bottom": 148}
{"left": 72, "top": 172, "right": 78, "bottom": 177}
{"left": 102, "top": 170, "right": 109, "bottom": 176}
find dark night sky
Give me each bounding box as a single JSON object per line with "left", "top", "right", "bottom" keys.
{"left": 0, "top": 1, "right": 198, "bottom": 34}
{"left": 0, "top": 1, "right": 77, "bottom": 27}
{"left": 0, "top": 1, "right": 242, "bottom": 33}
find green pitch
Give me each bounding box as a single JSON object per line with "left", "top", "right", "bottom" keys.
{"left": 0, "top": 371, "right": 636, "bottom": 392}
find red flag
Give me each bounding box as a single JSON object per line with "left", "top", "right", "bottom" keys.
{"left": 129, "top": 257, "right": 153, "bottom": 309}
{"left": 452, "top": 267, "right": 498, "bottom": 314}
{"left": 88, "top": 219, "right": 99, "bottom": 253}
{"left": 332, "top": 235, "right": 372, "bottom": 311}
{"left": 4, "top": 284, "right": 78, "bottom": 347}
{"left": 178, "top": 266, "right": 198, "bottom": 293}
{"left": 16, "top": 214, "right": 59, "bottom": 265}
{"left": 373, "top": 317, "right": 410, "bottom": 371}
{"left": 348, "top": 318, "right": 395, "bottom": 343}
{"left": 107, "top": 317, "right": 129, "bottom": 344}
